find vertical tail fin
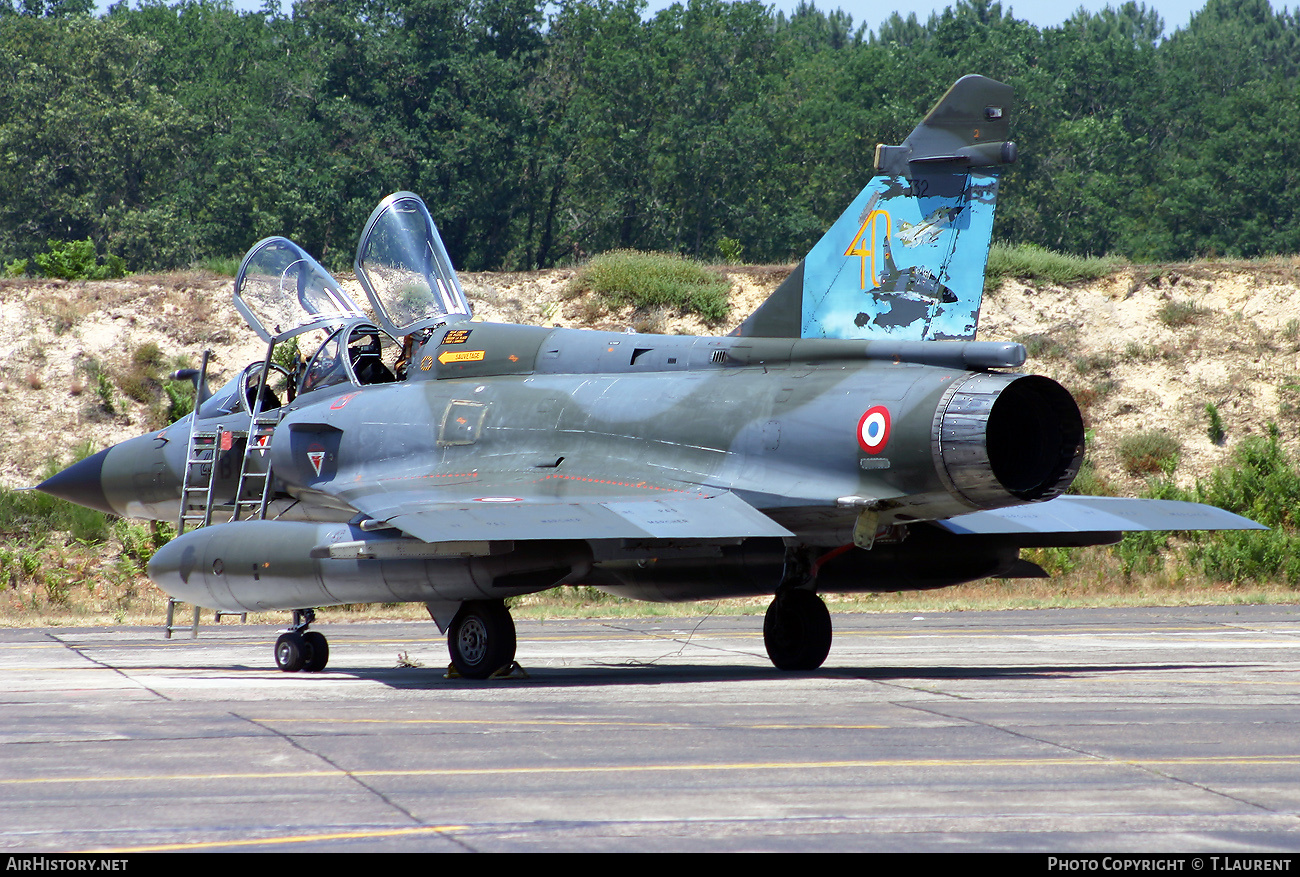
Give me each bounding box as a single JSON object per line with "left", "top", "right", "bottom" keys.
{"left": 734, "top": 75, "right": 1016, "bottom": 341}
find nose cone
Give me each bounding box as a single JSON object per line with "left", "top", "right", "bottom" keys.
{"left": 36, "top": 431, "right": 182, "bottom": 520}
{"left": 35, "top": 448, "right": 116, "bottom": 515}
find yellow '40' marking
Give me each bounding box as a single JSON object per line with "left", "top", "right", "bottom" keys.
{"left": 844, "top": 209, "right": 891, "bottom": 290}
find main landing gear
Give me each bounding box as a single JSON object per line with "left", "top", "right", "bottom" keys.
{"left": 447, "top": 599, "right": 517, "bottom": 679}
{"left": 763, "top": 589, "right": 832, "bottom": 671}
{"left": 274, "top": 608, "right": 329, "bottom": 673}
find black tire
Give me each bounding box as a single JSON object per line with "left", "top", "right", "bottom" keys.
{"left": 302, "top": 631, "right": 329, "bottom": 672}
{"left": 448, "top": 600, "right": 517, "bottom": 679}
{"left": 275, "top": 631, "right": 308, "bottom": 672}
{"left": 763, "top": 590, "right": 832, "bottom": 671}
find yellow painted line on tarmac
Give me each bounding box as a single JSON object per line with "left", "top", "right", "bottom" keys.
{"left": 7, "top": 754, "right": 1300, "bottom": 788}
{"left": 86, "top": 824, "right": 468, "bottom": 853}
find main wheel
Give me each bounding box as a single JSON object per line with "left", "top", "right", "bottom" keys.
{"left": 448, "top": 600, "right": 517, "bottom": 679}
{"left": 275, "top": 631, "right": 308, "bottom": 672}
{"left": 302, "top": 631, "right": 329, "bottom": 672}
{"left": 763, "top": 590, "right": 832, "bottom": 671}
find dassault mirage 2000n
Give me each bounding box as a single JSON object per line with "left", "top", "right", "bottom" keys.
{"left": 37, "top": 75, "right": 1262, "bottom": 678}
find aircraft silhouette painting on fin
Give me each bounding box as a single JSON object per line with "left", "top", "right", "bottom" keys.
{"left": 35, "top": 74, "right": 1263, "bottom": 680}
{"left": 735, "top": 74, "right": 1013, "bottom": 342}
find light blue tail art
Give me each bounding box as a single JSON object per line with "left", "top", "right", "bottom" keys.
{"left": 734, "top": 75, "right": 1016, "bottom": 342}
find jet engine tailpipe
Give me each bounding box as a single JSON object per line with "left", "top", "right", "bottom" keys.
{"left": 932, "top": 373, "right": 1083, "bottom": 509}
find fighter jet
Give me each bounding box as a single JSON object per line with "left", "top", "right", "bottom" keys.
{"left": 36, "top": 75, "right": 1262, "bottom": 678}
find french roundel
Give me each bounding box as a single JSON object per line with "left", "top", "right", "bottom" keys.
{"left": 857, "top": 406, "right": 891, "bottom": 454}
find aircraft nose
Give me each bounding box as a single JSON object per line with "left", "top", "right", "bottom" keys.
{"left": 35, "top": 447, "right": 116, "bottom": 515}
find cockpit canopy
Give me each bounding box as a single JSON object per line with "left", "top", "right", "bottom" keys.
{"left": 234, "top": 237, "right": 367, "bottom": 343}
{"left": 354, "top": 191, "right": 471, "bottom": 337}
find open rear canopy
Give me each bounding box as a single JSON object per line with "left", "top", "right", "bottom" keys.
{"left": 354, "top": 192, "right": 471, "bottom": 336}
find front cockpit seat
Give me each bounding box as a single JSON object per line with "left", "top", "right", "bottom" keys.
{"left": 350, "top": 331, "right": 396, "bottom": 385}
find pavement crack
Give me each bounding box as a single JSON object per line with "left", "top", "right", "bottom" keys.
{"left": 233, "top": 712, "right": 425, "bottom": 827}
{"left": 45, "top": 631, "right": 173, "bottom": 701}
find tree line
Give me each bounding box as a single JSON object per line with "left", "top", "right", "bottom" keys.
{"left": 1, "top": 0, "right": 1297, "bottom": 273}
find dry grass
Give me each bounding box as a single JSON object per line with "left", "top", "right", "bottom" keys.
{"left": 5, "top": 552, "right": 1296, "bottom": 631}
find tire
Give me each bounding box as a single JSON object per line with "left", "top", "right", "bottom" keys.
{"left": 302, "top": 631, "right": 329, "bottom": 672}
{"left": 275, "top": 631, "right": 308, "bottom": 672}
{"left": 763, "top": 590, "right": 832, "bottom": 671}
{"left": 448, "top": 600, "right": 517, "bottom": 679}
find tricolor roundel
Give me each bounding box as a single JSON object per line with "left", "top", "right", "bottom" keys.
{"left": 857, "top": 406, "right": 891, "bottom": 454}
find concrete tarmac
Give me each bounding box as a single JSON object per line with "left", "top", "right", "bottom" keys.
{"left": 1, "top": 605, "right": 1299, "bottom": 852}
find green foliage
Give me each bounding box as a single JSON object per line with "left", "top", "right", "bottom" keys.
{"left": 115, "top": 340, "right": 164, "bottom": 405}
{"left": 1193, "top": 426, "right": 1300, "bottom": 530}
{"left": 1206, "top": 402, "right": 1226, "bottom": 445}
{"left": 1151, "top": 427, "right": 1300, "bottom": 586}
{"left": 272, "top": 337, "right": 301, "bottom": 373}
{"left": 79, "top": 358, "right": 115, "bottom": 414}
{"left": 0, "top": 445, "right": 111, "bottom": 546}
{"left": 717, "top": 237, "right": 744, "bottom": 264}
{"left": 566, "top": 250, "right": 731, "bottom": 322}
{"left": 1023, "top": 545, "right": 1080, "bottom": 576}
{"left": 985, "top": 241, "right": 1122, "bottom": 289}
{"left": 1118, "top": 430, "right": 1181, "bottom": 475}
{"left": 2, "top": 0, "right": 1300, "bottom": 272}
{"left": 4, "top": 258, "right": 26, "bottom": 277}
{"left": 193, "top": 256, "right": 241, "bottom": 277}
{"left": 162, "top": 380, "right": 194, "bottom": 424}
{"left": 0, "top": 0, "right": 95, "bottom": 17}
{"left": 33, "top": 238, "right": 126, "bottom": 280}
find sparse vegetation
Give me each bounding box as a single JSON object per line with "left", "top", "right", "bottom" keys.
{"left": 1283, "top": 319, "right": 1300, "bottom": 350}
{"left": 1157, "top": 299, "right": 1211, "bottom": 327}
{"left": 1072, "top": 352, "right": 1115, "bottom": 374}
{"left": 1206, "top": 402, "right": 1226, "bottom": 445}
{"left": 1017, "top": 333, "right": 1068, "bottom": 360}
{"left": 985, "top": 242, "right": 1122, "bottom": 290}
{"left": 79, "top": 359, "right": 117, "bottom": 416}
{"left": 1119, "top": 430, "right": 1181, "bottom": 475}
{"left": 565, "top": 251, "right": 731, "bottom": 323}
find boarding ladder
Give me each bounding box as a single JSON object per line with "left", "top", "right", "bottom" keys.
{"left": 229, "top": 353, "right": 280, "bottom": 523}
{"left": 168, "top": 347, "right": 286, "bottom": 637}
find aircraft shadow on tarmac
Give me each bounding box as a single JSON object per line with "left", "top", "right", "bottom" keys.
{"left": 281, "top": 661, "right": 1227, "bottom": 689}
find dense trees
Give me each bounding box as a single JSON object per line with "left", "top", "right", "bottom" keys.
{"left": 1, "top": 0, "right": 1298, "bottom": 271}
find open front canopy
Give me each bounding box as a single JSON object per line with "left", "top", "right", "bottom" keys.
{"left": 354, "top": 192, "right": 471, "bottom": 336}
{"left": 234, "top": 237, "right": 367, "bottom": 342}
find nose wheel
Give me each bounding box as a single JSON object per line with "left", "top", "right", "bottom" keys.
{"left": 763, "top": 589, "right": 832, "bottom": 671}
{"left": 274, "top": 610, "right": 329, "bottom": 672}
{"left": 447, "top": 600, "right": 516, "bottom": 679}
